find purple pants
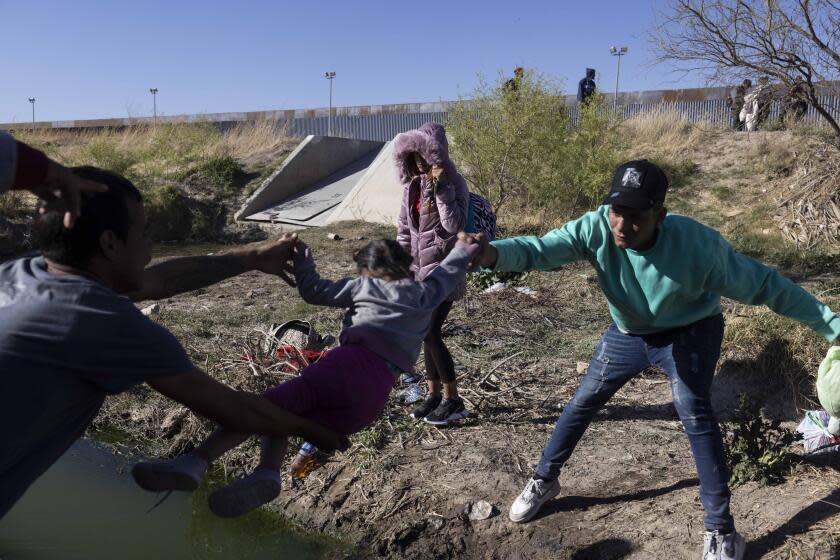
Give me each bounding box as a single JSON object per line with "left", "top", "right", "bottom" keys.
{"left": 263, "top": 345, "right": 396, "bottom": 436}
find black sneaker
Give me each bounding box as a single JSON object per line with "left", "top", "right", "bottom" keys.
{"left": 424, "top": 397, "right": 469, "bottom": 426}
{"left": 409, "top": 394, "right": 442, "bottom": 420}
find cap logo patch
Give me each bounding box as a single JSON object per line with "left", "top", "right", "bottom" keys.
{"left": 621, "top": 168, "right": 642, "bottom": 189}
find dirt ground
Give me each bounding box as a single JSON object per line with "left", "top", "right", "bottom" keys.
{"left": 101, "top": 214, "right": 840, "bottom": 560}
{"left": 40, "top": 128, "right": 828, "bottom": 559}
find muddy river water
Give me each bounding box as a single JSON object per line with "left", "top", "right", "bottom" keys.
{"left": 0, "top": 439, "right": 335, "bottom": 560}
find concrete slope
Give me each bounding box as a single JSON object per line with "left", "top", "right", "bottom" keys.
{"left": 235, "top": 135, "right": 384, "bottom": 222}
{"left": 243, "top": 148, "right": 381, "bottom": 226}
{"left": 325, "top": 141, "right": 401, "bottom": 226}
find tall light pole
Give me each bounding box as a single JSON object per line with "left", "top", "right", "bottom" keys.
{"left": 149, "top": 88, "right": 158, "bottom": 124}
{"left": 28, "top": 98, "right": 36, "bottom": 129}
{"left": 324, "top": 71, "right": 336, "bottom": 136}
{"left": 609, "top": 46, "right": 628, "bottom": 111}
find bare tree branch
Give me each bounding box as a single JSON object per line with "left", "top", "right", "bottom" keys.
{"left": 652, "top": 0, "right": 840, "bottom": 143}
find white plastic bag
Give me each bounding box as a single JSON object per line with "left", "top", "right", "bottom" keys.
{"left": 796, "top": 410, "right": 840, "bottom": 453}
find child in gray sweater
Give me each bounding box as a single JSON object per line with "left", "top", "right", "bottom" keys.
{"left": 132, "top": 238, "right": 478, "bottom": 517}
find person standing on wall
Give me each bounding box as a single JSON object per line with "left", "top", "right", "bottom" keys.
{"left": 577, "top": 68, "right": 597, "bottom": 104}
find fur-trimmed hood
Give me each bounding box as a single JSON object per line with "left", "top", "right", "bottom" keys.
{"left": 392, "top": 122, "right": 457, "bottom": 186}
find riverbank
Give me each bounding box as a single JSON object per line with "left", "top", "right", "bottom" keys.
{"left": 6, "top": 125, "right": 840, "bottom": 558}
{"left": 99, "top": 127, "right": 840, "bottom": 558}
{"left": 91, "top": 212, "right": 840, "bottom": 559}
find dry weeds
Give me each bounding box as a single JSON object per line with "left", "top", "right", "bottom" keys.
{"left": 775, "top": 142, "right": 840, "bottom": 248}
{"left": 11, "top": 119, "right": 294, "bottom": 181}
{"left": 619, "top": 106, "right": 722, "bottom": 162}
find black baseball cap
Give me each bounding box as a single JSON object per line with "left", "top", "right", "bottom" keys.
{"left": 603, "top": 160, "right": 669, "bottom": 209}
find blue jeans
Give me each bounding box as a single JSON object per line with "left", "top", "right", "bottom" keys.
{"left": 535, "top": 314, "right": 733, "bottom": 532}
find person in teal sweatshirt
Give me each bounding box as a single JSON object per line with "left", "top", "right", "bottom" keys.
{"left": 463, "top": 160, "right": 840, "bottom": 560}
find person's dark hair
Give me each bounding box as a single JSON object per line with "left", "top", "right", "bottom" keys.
{"left": 33, "top": 166, "right": 143, "bottom": 267}
{"left": 353, "top": 239, "right": 413, "bottom": 280}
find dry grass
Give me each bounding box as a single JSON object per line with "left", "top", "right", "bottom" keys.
{"left": 216, "top": 118, "right": 297, "bottom": 168}
{"left": 0, "top": 191, "right": 36, "bottom": 218}
{"left": 721, "top": 300, "right": 835, "bottom": 413}
{"left": 619, "top": 106, "right": 722, "bottom": 162}
{"left": 11, "top": 119, "right": 295, "bottom": 185}
{"left": 4, "top": 121, "right": 297, "bottom": 244}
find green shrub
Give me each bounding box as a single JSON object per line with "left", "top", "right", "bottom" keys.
{"left": 447, "top": 71, "right": 623, "bottom": 220}
{"left": 197, "top": 156, "right": 245, "bottom": 191}
{"left": 144, "top": 184, "right": 227, "bottom": 242}
{"left": 189, "top": 203, "right": 226, "bottom": 239}
{"left": 446, "top": 70, "right": 571, "bottom": 215}
{"left": 724, "top": 394, "right": 801, "bottom": 486}
{"left": 144, "top": 185, "right": 192, "bottom": 241}
{"left": 542, "top": 95, "right": 623, "bottom": 211}
{"left": 79, "top": 138, "right": 138, "bottom": 176}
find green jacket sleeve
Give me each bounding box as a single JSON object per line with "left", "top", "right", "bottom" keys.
{"left": 707, "top": 236, "right": 840, "bottom": 342}
{"left": 490, "top": 212, "right": 594, "bottom": 273}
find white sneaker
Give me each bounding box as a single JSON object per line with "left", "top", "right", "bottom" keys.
{"left": 703, "top": 530, "right": 746, "bottom": 560}
{"left": 132, "top": 453, "right": 208, "bottom": 492}
{"left": 508, "top": 477, "right": 560, "bottom": 523}
{"left": 208, "top": 467, "right": 282, "bottom": 518}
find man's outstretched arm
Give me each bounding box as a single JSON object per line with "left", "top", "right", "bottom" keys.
{"left": 148, "top": 368, "right": 350, "bottom": 453}
{"left": 129, "top": 234, "right": 298, "bottom": 302}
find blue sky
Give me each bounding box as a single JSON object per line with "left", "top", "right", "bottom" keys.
{"left": 0, "top": 0, "right": 704, "bottom": 123}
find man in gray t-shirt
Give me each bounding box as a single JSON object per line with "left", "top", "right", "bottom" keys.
{"left": 0, "top": 166, "right": 347, "bottom": 518}
{"left": 0, "top": 256, "right": 194, "bottom": 516}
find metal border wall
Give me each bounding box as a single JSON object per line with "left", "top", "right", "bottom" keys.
{"left": 2, "top": 83, "right": 838, "bottom": 141}
{"left": 284, "top": 112, "right": 450, "bottom": 142}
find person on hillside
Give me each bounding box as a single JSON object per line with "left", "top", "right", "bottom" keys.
{"left": 1, "top": 130, "right": 105, "bottom": 229}
{"left": 394, "top": 122, "right": 471, "bottom": 426}
{"left": 740, "top": 79, "right": 764, "bottom": 133}
{"left": 577, "top": 68, "right": 597, "bottom": 104}
{"left": 754, "top": 76, "right": 773, "bottom": 130}
{"left": 781, "top": 83, "right": 809, "bottom": 126}
{"left": 132, "top": 238, "right": 478, "bottom": 517}
{"left": 462, "top": 160, "right": 840, "bottom": 560}
{"left": 0, "top": 166, "right": 350, "bottom": 519}
{"left": 504, "top": 67, "right": 525, "bottom": 94}
{"left": 726, "top": 79, "right": 750, "bottom": 131}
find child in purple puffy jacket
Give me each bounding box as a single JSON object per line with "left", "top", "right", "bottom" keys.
{"left": 394, "top": 122, "right": 470, "bottom": 426}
